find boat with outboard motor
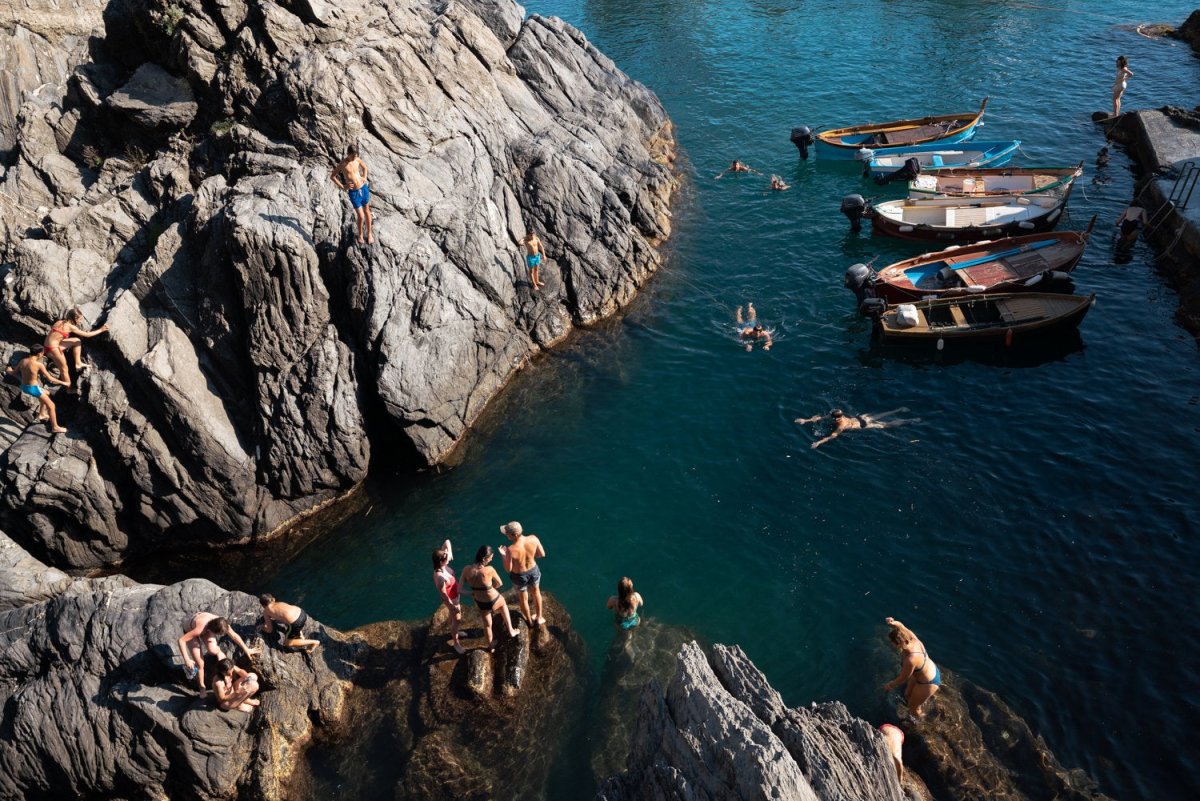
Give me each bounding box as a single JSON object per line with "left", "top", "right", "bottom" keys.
{"left": 863, "top": 191, "right": 1071, "bottom": 243}
{"left": 907, "top": 163, "right": 1083, "bottom": 199}
{"left": 870, "top": 292, "right": 1095, "bottom": 345}
{"left": 845, "top": 220, "right": 1096, "bottom": 305}
{"left": 814, "top": 98, "right": 988, "bottom": 160}
{"left": 861, "top": 140, "right": 1019, "bottom": 181}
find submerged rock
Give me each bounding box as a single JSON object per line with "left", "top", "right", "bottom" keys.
{"left": 898, "top": 668, "right": 1116, "bottom": 801}
{"left": 597, "top": 641, "right": 915, "bottom": 801}
{"left": 0, "top": 0, "right": 678, "bottom": 570}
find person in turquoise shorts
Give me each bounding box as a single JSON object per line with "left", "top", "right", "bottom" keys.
{"left": 607, "top": 577, "right": 644, "bottom": 631}
{"left": 522, "top": 230, "right": 547, "bottom": 291}
{"left": 331, "top": 144, "right": 374, "bottom": 245}
{"left": 6, "top": 348, "right": 70, "bottom": 433}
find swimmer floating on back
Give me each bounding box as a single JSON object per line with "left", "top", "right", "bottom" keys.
{"left": 735, "top": 303, "right": 772, "bottom": 351}
{"left": 795, "top": 408, "right": 919, "bottom": 449}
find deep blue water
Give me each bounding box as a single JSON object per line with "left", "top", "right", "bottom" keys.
{"left": 262, "top": 2, "right": 1200, "bottom": 798}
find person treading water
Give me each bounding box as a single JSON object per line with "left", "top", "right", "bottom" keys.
{"left": 735, "top": 303, "right": 772, "bottom": 351}
{"left": 795, "top": 408, "right": 919, "bottom": 449}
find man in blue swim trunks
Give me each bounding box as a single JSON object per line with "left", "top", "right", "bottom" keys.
{"left": 6, "top": 348, "right": 69, "bottom": 433}
{"left": 331, "top": 144, "right": 373, "bottom": 245}
{"left": 499, "top": 521, "right": 546, "bottom": 626}
{"left": 522, "top": 231, "right": 547, "bottom": 291}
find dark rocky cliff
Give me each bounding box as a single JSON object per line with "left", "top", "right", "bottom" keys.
{"left": 0, "top": 0, "right": 677, "bottom": 569}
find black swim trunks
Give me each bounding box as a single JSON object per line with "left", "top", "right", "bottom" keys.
{"left": 276, "top": 609, "right": 309, "bottom": 642}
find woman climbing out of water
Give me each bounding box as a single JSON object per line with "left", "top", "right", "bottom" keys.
{"left": 606, "top": 577, "right": 644, "bottom": 631}
{"left": 42, "top": 307, "right": 109, "bottom": 387}
{"left": 432, "top": 540, "right": 466, "bottom": 654}
{"left": 461, "top": 545, "right": 517, "bottom": 651}
{"left": 1112, "top": 55, "right": 1133, "bottom": 118}
{"left": 882, "top": 617, "right": 941, "bottom": 718}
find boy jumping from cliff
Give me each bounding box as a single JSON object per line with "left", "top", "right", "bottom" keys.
{"left": 331, "top": 144, "right": 373, "bottom": 245}
{"left": 6, "top": 349, "right": 69, "bottom": 433}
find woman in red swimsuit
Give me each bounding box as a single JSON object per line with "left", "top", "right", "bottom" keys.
{"left": 432, "top": 540, "right": 466, "bottom": 654}
{"left": 43, "top": 307, "right": 109, "bottom": 387}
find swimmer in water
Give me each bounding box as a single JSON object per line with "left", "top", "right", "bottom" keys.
{"left": 714, "top": 160, "right": 761, "bottom": 179}
{"left": 735, "top": 303, "right": 772, "bottom": 351}
{"left": 795, "top": 408, "right": 919, "bottom": 449}
{"left": 1116, "top": 202, "right": 1146, "bottom": 245}
{"left": 769, "top": 175, "right": 791, "bottom": 191}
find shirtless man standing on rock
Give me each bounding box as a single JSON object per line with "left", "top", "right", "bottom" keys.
{"left": 499, "top": 521, "right": 546, "bottom": 626}
{"left": 331, "top": 144, "right": 373, "bottom": 245}
{"left": 7, "top": 349, "right": 69, "bottom": 432}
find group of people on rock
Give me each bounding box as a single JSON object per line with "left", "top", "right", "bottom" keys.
{"left": 175, "top": 594, "right": 318, "bottom": 713}
{"left": 5, "top": 307, "right": 109, "bottom": 433}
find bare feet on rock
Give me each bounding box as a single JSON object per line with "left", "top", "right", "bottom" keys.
{"left": 51, "top": 426, "right": 67, "bottom": 434}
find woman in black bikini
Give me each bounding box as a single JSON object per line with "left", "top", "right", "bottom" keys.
{"left": 882, "top": 616, "right": 942, "bottom": 718}
{"left": 460, "top": 546, "right": 517, "bottom": 651}
{"left": 796, "top": 407, "right": 920, "bottom": 449}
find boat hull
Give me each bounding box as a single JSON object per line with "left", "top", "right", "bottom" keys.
{"left": 815, "top": 99, "right": 987, "bottom": 160}
{"left": 908, "top": 165, "right": 1083, "bottom": 199}
{"left": 867, "top": 197, "right": 1069, "bottom": 244}
{"left": 865, "top": 141, "right": 1020, "bottom": 179}
{"left": 874, "top": 293, "right": 1094, "bottom": 345}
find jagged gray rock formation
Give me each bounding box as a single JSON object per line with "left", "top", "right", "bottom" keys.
{"left": 0, "top": 530, "right": 360, "bottom": 801}
{"left": 0, "top": 0, "right": 677, "bottom": 570}
{"left": 597, "top": 642, "right": 914, "bottom": 801}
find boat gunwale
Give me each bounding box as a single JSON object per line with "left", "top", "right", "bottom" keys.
{"left": 817, "top": 98, "right": 988, "bottom": 151}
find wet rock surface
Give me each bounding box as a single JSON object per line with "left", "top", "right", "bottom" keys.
{"left": 597, "top": 641, "right": 911, "bottom": 801}
{"left": 0, "top": 0, "right": 678, "bottom": 570}
{"left": 0, "top": 531, "right": 363, "bottom": 801}
{"left": 1176, "top": 9, "right": 1200, "bottom": 54}
{"left": 897, "top": 668, "right": 1116, "bottom": 801}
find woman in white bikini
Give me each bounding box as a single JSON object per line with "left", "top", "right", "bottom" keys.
{"left": 1112, "top": 55, "right": 1133, "bottom": 118}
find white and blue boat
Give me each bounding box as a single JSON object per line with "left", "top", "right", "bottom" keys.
{"left": 813, "top": 98, "right": 987, "bottom": 160}
{"left": 860, "top": 140, "right": 1020, "bottom": 180}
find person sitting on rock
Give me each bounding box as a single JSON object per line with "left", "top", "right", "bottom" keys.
{"left": 432, "top": 540, "right": 466, "bottom": 655}
{"left": 461, "top": 545, "right": 517, "bottom": 652}
{"left": 769, "top": 174, "right": 791, "bottom": 191}
{"left": 796, "top": 408, "right": 919, "bottom": 449}
{"left": 177, "top": 612, "right": 260, "bottom": 695}
{"left": 735, "top": 303, "right": 772, "bottom": 351}
{"left": 881, "top": 617, "right": 941, "bottom": 719}
{"left": 606, "top": 577, "right": 644, "bottom": 631}
{"left": 331, "top": 144, "right": 373, "bottom": 245}
{"left": 213, "top": 658, "right": 260, "bottom": 713}
{"left": 42, "top": 307, "right": 108, "bottom": 388}
{"left": 6, "top": 348, "right": 69, "bottom": 433}
{"left": 258, "top": 594, "right": 320, "bottom": 653}
{"left": 714, "top": 160, "right": 761, "bottom": 179}
{"left": 522, "top": 230, "right": 547, "bottom": 291}
{"left": 499, "top": 521, "right": 546, "bottom": 627}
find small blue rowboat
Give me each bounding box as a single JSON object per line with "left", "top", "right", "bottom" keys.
{"left": 861, "top": 140, "right": 1020, "bottom": 180}
{"left": 813, "top": 98, "right": 987, "bottom": 160}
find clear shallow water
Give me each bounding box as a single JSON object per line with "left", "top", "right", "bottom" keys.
{"left": 259, "top": 2, "right": 1200, "bottom": 798}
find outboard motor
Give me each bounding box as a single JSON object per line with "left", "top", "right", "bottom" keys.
{"left": 844, "top": 262, "right": 877, "bottom": 304}
{"left": 859, "top": 296, "right": 887, "bottom": 318}
{"left": 873, "top": 156, "right": 922, "bottom": 186}
{"left": 1026, "top": 270, "right": 1075, "bottom": 292}
{"left": 790, "top": 126, "right": 814, "bottom": 159}
{"left": 841, "top": 194, "right": 867, "bottom": 232}
{"left": 936, "top": 265, "right": 957, "bottom": 287}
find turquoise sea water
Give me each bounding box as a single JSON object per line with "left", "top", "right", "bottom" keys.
{"left": 254, "top": 2, "right": 1200, "bottom": 798}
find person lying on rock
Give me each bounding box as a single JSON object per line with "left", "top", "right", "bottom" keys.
{"left": 735, "top": 304, "right": 772, "bottom": 351}
{"left": 522, "top": 230, "right": 547, "bottom": 291}
{"left": 499, "top": 521, "right": 546, "bottom": 627}
{"left": 714, "top": 160, "right": 761, "bottom": 179}
{"left": 796, "top": 408, "right": 919, "bottom": 449}
{"left": 331, "top": 144, "right": 373, "bottom": 245}
{"left": 42, "top": 307, "right": 108, "bottom": 388}
{"left": 461, "top": 545, "right": 517, "bottom": 651}
{"left": 213, "top": 658, "right": 260, "bottom": 713}
{"left": 607, "top": 577, "right": 644, "bottom": 631}
{"left": 258, "top": 594, "right": 320, "bottom": 653}
{"left": 432, "top": 540, "right": 466, "bottom": 655}
{"left": 882, "top": 617, "right": 941, "bottom": 718}
{"left": 6, "top": 349, "right": 70, "bottom": 433}
{"left": 177, "top": 612, "right": 261, "bottom": 695}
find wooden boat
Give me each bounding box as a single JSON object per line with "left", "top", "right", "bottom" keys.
{"left": 863, "top": 140, "right": 1019, "bottom": 180}
{"left": 908, "top": 164, "right": 1083, "bottom": 199}
{"left": 856, "top": 221, "right": 1095, "bottom": 304}
{"left": 865, "top": 192, "right": 1071, "bottom": 243}
{"left": 873, "top": 292, "right": 1095, "bottom": 344}
{"left": 814, "top": 98, "right": 987, "bottom": 160}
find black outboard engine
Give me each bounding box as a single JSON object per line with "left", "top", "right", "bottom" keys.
{"left": 790, "top": 126, "right": 814, "bottom": 159}
{"left": 859, "top": 297, "right": 887, "bottom": 318}
{"left": 844, "top": 262, "right": 877, "bottom": 304}
{"left": 873, "top": 156, "right": 922, "bottom": 186}
{"left": 841, "top": 194, "right": 867, "bottom": 232}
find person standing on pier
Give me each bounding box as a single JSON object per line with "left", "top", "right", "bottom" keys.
{"left": 1112, "top": 55, "right": 1133, "bottom": 118}
{"left": 499, "top": 521, "right": 546, "bottom": 626}
{"left": 881, "top": 617, "right": 941, "bottom": 718}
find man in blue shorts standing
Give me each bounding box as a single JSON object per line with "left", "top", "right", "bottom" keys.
{"left": 522, "top": 230, "right": 546, "bottom": 291}
{"left": 331, "top": 144, "right": 373, "bottom": 245}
